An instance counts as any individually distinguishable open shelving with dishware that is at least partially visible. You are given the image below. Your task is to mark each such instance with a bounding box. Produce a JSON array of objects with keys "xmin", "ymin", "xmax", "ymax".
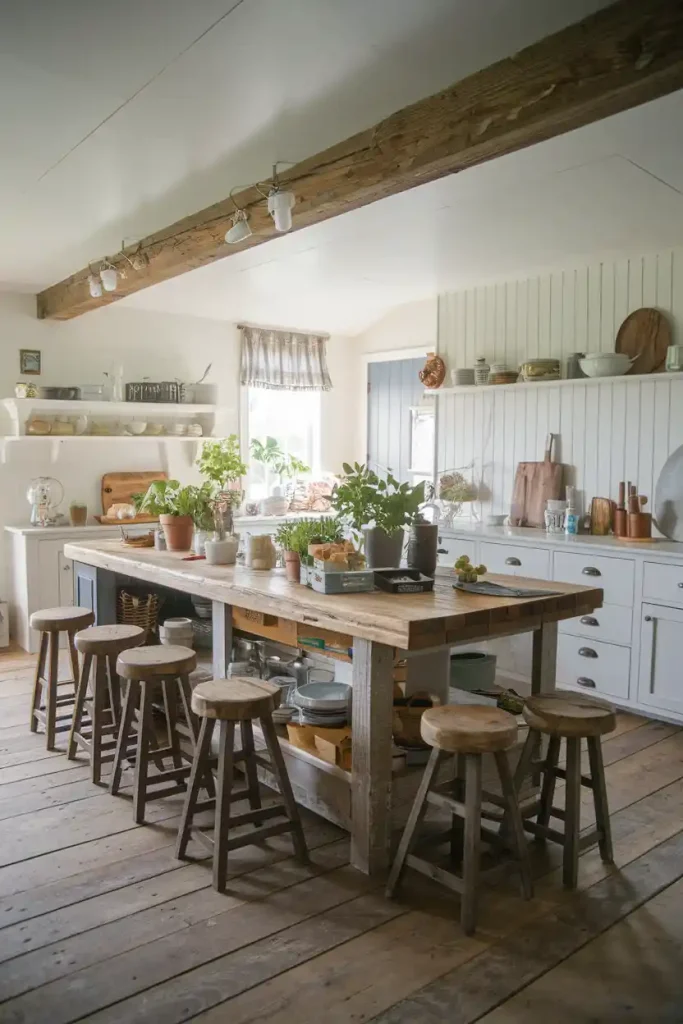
[
  {"xmin": 1, "ymin": 398, "xmax": 231, "ymax": 440},
  {"xmin": 424, "ymin": 369, "xmax": 683, "ymax": 398}
]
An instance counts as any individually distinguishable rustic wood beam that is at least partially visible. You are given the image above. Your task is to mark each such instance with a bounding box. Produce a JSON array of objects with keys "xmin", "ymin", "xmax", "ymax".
[{"xmin": 37, "ymin": 0, "xmax": 683, "ymax": 320}]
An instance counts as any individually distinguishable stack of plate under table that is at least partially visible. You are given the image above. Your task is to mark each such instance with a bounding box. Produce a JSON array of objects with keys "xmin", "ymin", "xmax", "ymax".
[{"xmin": 291, "ymin": 681, "xmax": 351, "ymax": 726}]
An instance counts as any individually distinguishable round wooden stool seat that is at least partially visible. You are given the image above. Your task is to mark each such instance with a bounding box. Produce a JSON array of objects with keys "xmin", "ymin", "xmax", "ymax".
[
  {"xmin": 75, "ymin": 624, "xmax": 146, "ymax": 656},
  {"xmin": 116, "ymin": 644, "xmax": 197, "ymax": 680},
  {"xmin": 523, "ymin": 693, "xmax": 616, "ymax": 738},
  {"xmin": 30, "ymin": 606, "xmax": 95, "ymax": 633},
  {"xmin": 191, "ymin": 678, "xmax": 281, "ymax": 721},
  {"xmin": 420, "ymin": 704, "xmax": 517, "ymax": 754}
]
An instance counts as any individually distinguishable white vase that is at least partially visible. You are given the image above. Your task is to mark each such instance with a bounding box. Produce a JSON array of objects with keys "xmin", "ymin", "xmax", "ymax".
[{"xmin": 205, "ymin": 537, "xmax": 238, "ymax": 565}]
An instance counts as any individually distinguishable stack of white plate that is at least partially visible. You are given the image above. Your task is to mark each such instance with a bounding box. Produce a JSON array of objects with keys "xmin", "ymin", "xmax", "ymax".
[
  {"xmin": 292, "ymin": 681, "xmax": 351, "ymax": 726},
  {"xmin": 270, "ymin": 676, "xmax": 297, "ymax": 724}
]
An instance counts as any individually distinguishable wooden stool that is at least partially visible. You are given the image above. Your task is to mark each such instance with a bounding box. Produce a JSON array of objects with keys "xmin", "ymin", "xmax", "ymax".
[
  {"xmin": 513, "ymin": 692, "xmax": 616, "ymax": 889},
  {"xmin": 110, "ymin": 645, "xmax": 200, "ymax": 823},
  {"xmin": 67, "ymin": 625, "xmax": 146, "ymax": 784},
  {"xmin": 29, "ymin": 606, "xmax": 95, "ymax": 749},
  {"xmin": 386, "ymin": 705, "xmax": 533, "ymax": 935},
  {"xmin": 175, "ymin": 678, "xmax": 308, "ymax": 893}
]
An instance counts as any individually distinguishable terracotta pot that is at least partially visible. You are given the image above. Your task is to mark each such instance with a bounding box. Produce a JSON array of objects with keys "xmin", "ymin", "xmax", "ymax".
[
  {"xmin": 284, "ymin": 550, "xmax": 301, "ymax": 582},
  {"xmin": 159, "ymin": 514, "xmax": 194, "ymax": 552}
]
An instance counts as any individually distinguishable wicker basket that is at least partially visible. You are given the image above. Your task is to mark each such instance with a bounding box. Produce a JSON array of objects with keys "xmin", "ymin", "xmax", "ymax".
[
  {"xmin": 392, "ymin": 691, "xmax": 433, "ymax": 747},
  {"xmin": 117, "ymin": 590, "xmax": 160, "ymax": 641}
]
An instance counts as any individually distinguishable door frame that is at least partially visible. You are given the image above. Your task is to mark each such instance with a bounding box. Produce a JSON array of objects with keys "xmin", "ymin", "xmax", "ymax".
[{"xmin": 361, "ymin": 346, "xmax": 430, "ymax": 474}]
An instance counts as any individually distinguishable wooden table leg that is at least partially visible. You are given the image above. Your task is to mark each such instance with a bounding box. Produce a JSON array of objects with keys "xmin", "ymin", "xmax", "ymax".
[
  {"xmin": 350, "ymin": 637, "xmax": 394, "ymax": 876},
  {"xmin": 212, "ymin": 602, "xmax": 233, "ymax": 679},
  {"xmin": 531, "ymin": 620, "xmax": 558, "ymax": 696}
]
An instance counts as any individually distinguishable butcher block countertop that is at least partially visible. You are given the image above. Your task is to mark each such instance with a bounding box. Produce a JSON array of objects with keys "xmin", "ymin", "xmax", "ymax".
[{"xmin": 64, "ymin": 539, "xmax": 603, "ymax": 651}]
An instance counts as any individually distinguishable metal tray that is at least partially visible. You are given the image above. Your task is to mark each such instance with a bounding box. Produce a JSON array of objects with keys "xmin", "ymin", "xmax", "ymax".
[{"xmin": 374, "ymin": 569, "xmax": 434, "ymax": 594}]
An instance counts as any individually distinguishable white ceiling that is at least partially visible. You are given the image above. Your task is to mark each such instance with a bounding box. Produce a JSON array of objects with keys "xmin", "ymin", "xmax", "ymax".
[{"xmin": 0, "ymin": 0, "xmax": 609, "ymax": 292}]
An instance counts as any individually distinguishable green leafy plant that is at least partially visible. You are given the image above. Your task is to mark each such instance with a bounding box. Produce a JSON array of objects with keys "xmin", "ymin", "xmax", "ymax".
[
  {"xmin": 138, "ymin": 479, "xmax": 214, "ymax": 527},
  {"xmin": 196, "ymin": 436, "xmax": 247, "ymax": 491},
  {"xmin": 250, "ymin": 436, "xmax": 309, "ymax": 479},
  {"xmin": 331, "ymin": 463, "xmax": 425, "ymax": 539},
  {"xmin": 275, "ymin": 516, "xmax": 344, "ymax": 558}
]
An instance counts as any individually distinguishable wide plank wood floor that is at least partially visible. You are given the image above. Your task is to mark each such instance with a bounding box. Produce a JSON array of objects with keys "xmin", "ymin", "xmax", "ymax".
[{"xmin": 2, "ymin": 648, "xmax": 683, "ymax": 1022}]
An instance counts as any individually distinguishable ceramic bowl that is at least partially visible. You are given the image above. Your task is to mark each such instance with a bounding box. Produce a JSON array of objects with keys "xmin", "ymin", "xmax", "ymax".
[
  {"xmin": 293, "ymin": 681, "xmax": 351, "ymax": 711},
  {"xmin": 126, "ymin": 421, "xmax": 147, "ymax": 435},
  {"xmin": 579, "ymin": 353, "xmax": 633, "ymax": 377}
]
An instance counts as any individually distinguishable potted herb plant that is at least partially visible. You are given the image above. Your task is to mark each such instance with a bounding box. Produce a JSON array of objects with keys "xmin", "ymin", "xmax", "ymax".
[
  {"xmin": 196, "ymin": 435, "xmax": 248, "ymax": 537},
  {"xmin": 250, "ymin": 436, "xmax": 309, "ymax": 501},
  {"xmin": 331, "ymin": 463, "xmax": 425, "ymax": 567},
  {"xmin": 275, "ymin": 516, "xmax": 344, "ymax": 582},
  {"xmin": 138, "ymin": 480, "xmax": 213, "ymax": 552}
]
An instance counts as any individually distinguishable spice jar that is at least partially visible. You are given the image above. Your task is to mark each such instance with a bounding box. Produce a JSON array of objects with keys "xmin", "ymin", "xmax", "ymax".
[{"xmin": 544, "ymin": 499, "xmax": 567, "ymax": 533}]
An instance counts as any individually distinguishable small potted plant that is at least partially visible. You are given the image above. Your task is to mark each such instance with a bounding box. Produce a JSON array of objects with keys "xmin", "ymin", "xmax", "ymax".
[
  {"xmin": 196, "ymin": 435, "xmax": 247, "ymax": 537},
  {"xmin": 276, "ymin": 516, "xmax": 345, "ymax": 582},
  {"xmin": 138, "ymin": 480, "xmax": 211, "ymax": 552},
  {"xmin": 331, "ymin": 463, "xmax": 425, "ymax": 567}
]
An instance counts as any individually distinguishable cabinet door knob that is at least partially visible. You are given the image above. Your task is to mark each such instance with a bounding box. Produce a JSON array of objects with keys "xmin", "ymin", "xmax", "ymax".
[
  {"xmin": 577, "ymin": 676, "xmax": 596, "ymax": 688},
  {"xmin": 580, "ymin": 616, "xmax": 598, "ymax": 626},
  {"xmin": 578, "ymin": 646, "xmax": 598, "ymax": 658},
  {"xmin": 644, "ymin": 615, "xmax": 653, "ymax": 622},
  {"xmin": 678, "ymin": 583, "xmax": 683, "ymax": 589},
  {"xmin": 437, "ymin": 548, "xmax": 448, "ymax": 554},
  {"xmin": 582, "ymin": 566, "xmax": 601, "ymax": 577},
  {"xmin": 505, "ymin": 556, "xmax": 521, "ymax": 566}
]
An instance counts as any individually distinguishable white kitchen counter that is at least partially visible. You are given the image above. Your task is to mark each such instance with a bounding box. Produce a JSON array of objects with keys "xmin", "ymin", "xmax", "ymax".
[
  {"xmin": 439, "ymin": 522, "xmax": 683, "ymax": 561},
  {"xmin": 6, "ymin": 523, "xmax": 134, "ymax": 538}
]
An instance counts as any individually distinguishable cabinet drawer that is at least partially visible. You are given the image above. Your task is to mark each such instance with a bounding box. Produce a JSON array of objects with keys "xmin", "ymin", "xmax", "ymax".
[
  {"xmin": 558, "ymin": 603, "xmax": 632, "ymax": 646},
  {"xmin": 556, "ymin": 633, "xmax": 630, "ymax": 700},
  {"xmin": 642, "ymin": 562, "xmax": 683, "ymax": 605},
  {"xmin": 437, "ymin": 537, "xmax": 476, "ymax": 568},
  {"xmin": 480, "ymin": 542, "xmax": 549, "ymax": 580},
  {"xmin": 553, "ymin": 551, "xmax": 634, "ymax": 607}
]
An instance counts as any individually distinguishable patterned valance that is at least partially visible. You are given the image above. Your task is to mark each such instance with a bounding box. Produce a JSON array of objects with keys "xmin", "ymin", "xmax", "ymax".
[{"xmin": 239, "ymin": 325, "xmax": 333, "ymax": 391}]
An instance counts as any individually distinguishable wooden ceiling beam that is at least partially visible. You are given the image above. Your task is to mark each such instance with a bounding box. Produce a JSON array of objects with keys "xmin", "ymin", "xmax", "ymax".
[{"xmin": 37, "ymin": 0, "xmax": 683, "ymax": 320}]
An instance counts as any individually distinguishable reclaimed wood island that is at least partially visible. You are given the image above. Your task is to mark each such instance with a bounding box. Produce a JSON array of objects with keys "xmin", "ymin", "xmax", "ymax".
[{"xmin": 64, "ymin": 539, "xmax": 602, "ymax": 876}]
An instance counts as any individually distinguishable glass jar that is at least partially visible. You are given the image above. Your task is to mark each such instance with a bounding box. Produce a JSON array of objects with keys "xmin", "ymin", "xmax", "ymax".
[{"xmin": 544, "ymin": 499, "xmax": 567, "ymax": 533}]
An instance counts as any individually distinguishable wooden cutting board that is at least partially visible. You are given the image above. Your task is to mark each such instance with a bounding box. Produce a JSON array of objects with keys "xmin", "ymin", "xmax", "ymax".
[
  {"xmin": 510, "ymin": 435, "xmax": 565, "ymax": 528},
  {"xmin": 616, "ymin": 307, "xmax": 671, "ymax": 375},
  {"xmin": 100, "ymin": 471, "xmax": 167, "ymax": 519}
]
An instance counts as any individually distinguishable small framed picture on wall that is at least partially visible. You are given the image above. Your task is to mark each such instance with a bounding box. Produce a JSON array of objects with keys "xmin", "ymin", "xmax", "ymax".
[{"xmin": 19, "ymin": 349, "xmax": 41, "ymax": 375}]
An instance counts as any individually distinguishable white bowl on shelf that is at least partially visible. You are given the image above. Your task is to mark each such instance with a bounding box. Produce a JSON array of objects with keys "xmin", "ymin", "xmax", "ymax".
[{"xmin": 579, "ymin": 353, "xmax": 634, "ymax": 378}]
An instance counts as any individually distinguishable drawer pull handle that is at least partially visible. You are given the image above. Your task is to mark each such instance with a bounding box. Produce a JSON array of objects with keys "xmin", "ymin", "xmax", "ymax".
[
  {"xmin": 505, "ymin": 557, "xmax": 521, "ymax": 566},
  {"xmin": 582, "ymin": 566, "xmax": 601, "ymax": 577},
  {"xmin": 437, "ymin": 548, "xmax": 448, "ymax": 554},
  {"xmin": 678, "ymin": 583, "xmax": 683, "ymax": 589},
  {"xmin": 580, "ymin": 616, "xmax": 599, "ymax": 626},
  {"xmin": 577, "ymin": 676, "xmax": 596, "ymax": 688},
  {"xmin": 644, "ymin": 615, "xmax": 653, "ymax": 622},
  {"xmin": 578, "ymin": 647, "xmax": 598, "ymax": 658}
]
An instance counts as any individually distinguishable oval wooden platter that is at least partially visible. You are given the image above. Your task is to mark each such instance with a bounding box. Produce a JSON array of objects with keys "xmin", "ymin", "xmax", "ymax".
[{"xmin": 616, "ymin": 307, "xmax": 671, "ymax": 374}]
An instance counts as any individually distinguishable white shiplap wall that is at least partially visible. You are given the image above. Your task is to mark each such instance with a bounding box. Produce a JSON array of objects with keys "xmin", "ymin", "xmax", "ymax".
[{"xmin": 436, "ymin": 248, "xmax": 683, "ymax": 517}]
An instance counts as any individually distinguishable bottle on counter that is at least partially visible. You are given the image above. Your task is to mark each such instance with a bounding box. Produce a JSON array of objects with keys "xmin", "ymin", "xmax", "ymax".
[{"xmin": 565, "ymin": 485, "xmax": 579, "ymax": 535}]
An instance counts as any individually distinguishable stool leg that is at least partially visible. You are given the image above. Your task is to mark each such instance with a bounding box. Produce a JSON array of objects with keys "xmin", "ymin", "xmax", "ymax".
[
  {"xmin": 176, "ymin": 716, "xmax": 215, "ymax": 861},
  {"xmin": 163, "ymin": 679, "xmax": 184, "ymax": 771},
  {"xmin": 260, "ymin": 715, "xmax": 308, "ymax": 864},
  {"xmin": 501, "ymin": 727, "xmax": 538, "ymax": 844},
  {"xmin": 67, "ymin": 632, "xmax": 79, "ymax": 687},
  {"xmin": 386, "ymin": 746, "xmax": 442, "ymax": 898},
  {"xmin": 587, "ymin": 736, "xmax": 613, "ymax": 864},
  {"xmin": 67, "ymin": 652, "xmax": 92, "ymax": 761},
  {"xmin": 495, "ymin": 750, "xmax": 533, "ymax": 901},
  {"xmin": 563, "ymin": 736, "xmax": 582, "ymax": 889},
  {"xmin": 461, "ymin": 754, "xmax": 482, "ymax": 936},
  {"xmin": 214, "ymin": 720, "xmax": 235, "ymax": 893},
  {"xmin": 107, "ymin": 654, "xmax": 121, "ymax": 729},
  {"xmin": 240, "ymin": 720, "xmax": 263, "ymax": 824},
  {"xmin": 111, "ymin": 679, "xmax": 139, "ymax": 796},
  {"xmin": 133, "ymin": 681, "xmax": 153, "ymax": 824},
  {"xmin": 178, "ymin": 674, "xmax": 215, "ymax": 799},
  {"xmin": 91, "ymin": 656, "xmax": 107, "ymax": 785},
  {"xmin": 450, "ymin": 754, "xmax": 465, "ymax": 864},
  {"xmin": 30, "ymin": 632, "xmax": 49, "ymax": 732},
  {"xmin": 45, "ymin": 631, "xmax": 60, "ymax": 750},
  {"xmin": 537, "ymin": 735, "xmax": 561, "ymax": 833}
]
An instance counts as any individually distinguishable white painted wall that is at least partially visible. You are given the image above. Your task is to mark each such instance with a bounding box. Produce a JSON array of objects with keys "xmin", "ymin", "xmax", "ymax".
[{"xmin": 435, "ymin": 247, "xmax": 683, "ymax": 519}]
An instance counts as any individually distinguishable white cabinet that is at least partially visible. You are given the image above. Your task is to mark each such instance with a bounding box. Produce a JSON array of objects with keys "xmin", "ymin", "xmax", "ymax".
[
  {"xmin": 553, "ymin": 551, "xmax": 634, "ymax": 607},
  {"xmin": 558, "ymin": 604, "xmax": 632, "ymax": 646},
  {"xmin": 437, "ymin": 535, "xmax": 475, "ymax": 568},
  {"xmin": 479, "ymin": 542, "xmax": 550, "ymax": 579},
  {"xmin": 638, "ymin": 604, "xmax": 683, "ymax": 718},
  {"xmin": 642, "ymin": 561, "xmax": 683, "ymax": 605},
  {"xmin": 556, "ymin": 633, "xmax": 630, "ymax": 700}
]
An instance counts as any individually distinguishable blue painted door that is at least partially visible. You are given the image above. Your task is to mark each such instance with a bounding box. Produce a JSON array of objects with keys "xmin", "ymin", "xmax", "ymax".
[{"xmin": 367, "ymin": 358, "xmax": 424, "ymax": 481}]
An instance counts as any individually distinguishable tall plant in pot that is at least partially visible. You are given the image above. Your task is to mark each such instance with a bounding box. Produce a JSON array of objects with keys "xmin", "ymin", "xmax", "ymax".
[
  {"xmin": 331, "ymin": 463, "xmax": 425, "ymax": 567},
  {"xmin": 138, "ymin": 480, "xmax": 213, "ymax": 552},
  {"xmin": 196, "ymin": 435, "xmax": 247, "ymax": 537},
  {"xmin": 275, "ymin": 516, "xmax": 345, "ymax": 582},
  {"xmin": 250, "ymin": 436, "xmax": 309, "ymax": 502}
]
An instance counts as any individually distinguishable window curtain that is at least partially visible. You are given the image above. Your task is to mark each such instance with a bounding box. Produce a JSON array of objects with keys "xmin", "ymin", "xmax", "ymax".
[{"xmin": 239, "ymin": 325, "xmax": 333, "ymax": 391}]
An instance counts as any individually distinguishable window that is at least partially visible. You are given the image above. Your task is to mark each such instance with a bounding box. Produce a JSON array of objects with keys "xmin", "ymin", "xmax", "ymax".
[
  {"xmin": 244, "ymin": 387, "xmax": 321, "ymax": 500},
  {"xmin": 409, "ymin": 406, "xmax": 435, "ymax": 486}
]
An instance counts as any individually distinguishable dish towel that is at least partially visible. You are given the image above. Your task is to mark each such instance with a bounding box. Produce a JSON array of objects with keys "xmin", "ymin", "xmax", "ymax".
[{"xmin": 453, "ymin": 581, "xmax": 564, "ymax": 598}]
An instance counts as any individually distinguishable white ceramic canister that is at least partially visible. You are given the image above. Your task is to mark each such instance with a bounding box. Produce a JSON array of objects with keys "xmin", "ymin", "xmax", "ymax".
[
  {"xmin": 205, "ymin": 536, "xmax": 238, "ymax": 565},
  {"xmin": 159, "ymin": 617, "xmax": 194, "ymax": 647},
  {"xmin": 544, "ymin": 499, "xmax": 567, "ymax": 533}
]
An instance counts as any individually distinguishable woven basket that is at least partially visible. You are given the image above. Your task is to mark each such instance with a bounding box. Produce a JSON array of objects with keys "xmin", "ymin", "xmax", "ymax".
[
  {"xmin": 392, "ymin": 691, "xmax": 433, "ymax": 747},
  {"xmin": 117, "ymin": 591, "xmax": 160, "ymax": 641}
]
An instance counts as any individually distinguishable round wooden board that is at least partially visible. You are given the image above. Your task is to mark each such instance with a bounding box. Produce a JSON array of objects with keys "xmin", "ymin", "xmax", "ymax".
[{"xmin": 615, "ymin": 307, "xmax": 671, "ymax": 375}]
